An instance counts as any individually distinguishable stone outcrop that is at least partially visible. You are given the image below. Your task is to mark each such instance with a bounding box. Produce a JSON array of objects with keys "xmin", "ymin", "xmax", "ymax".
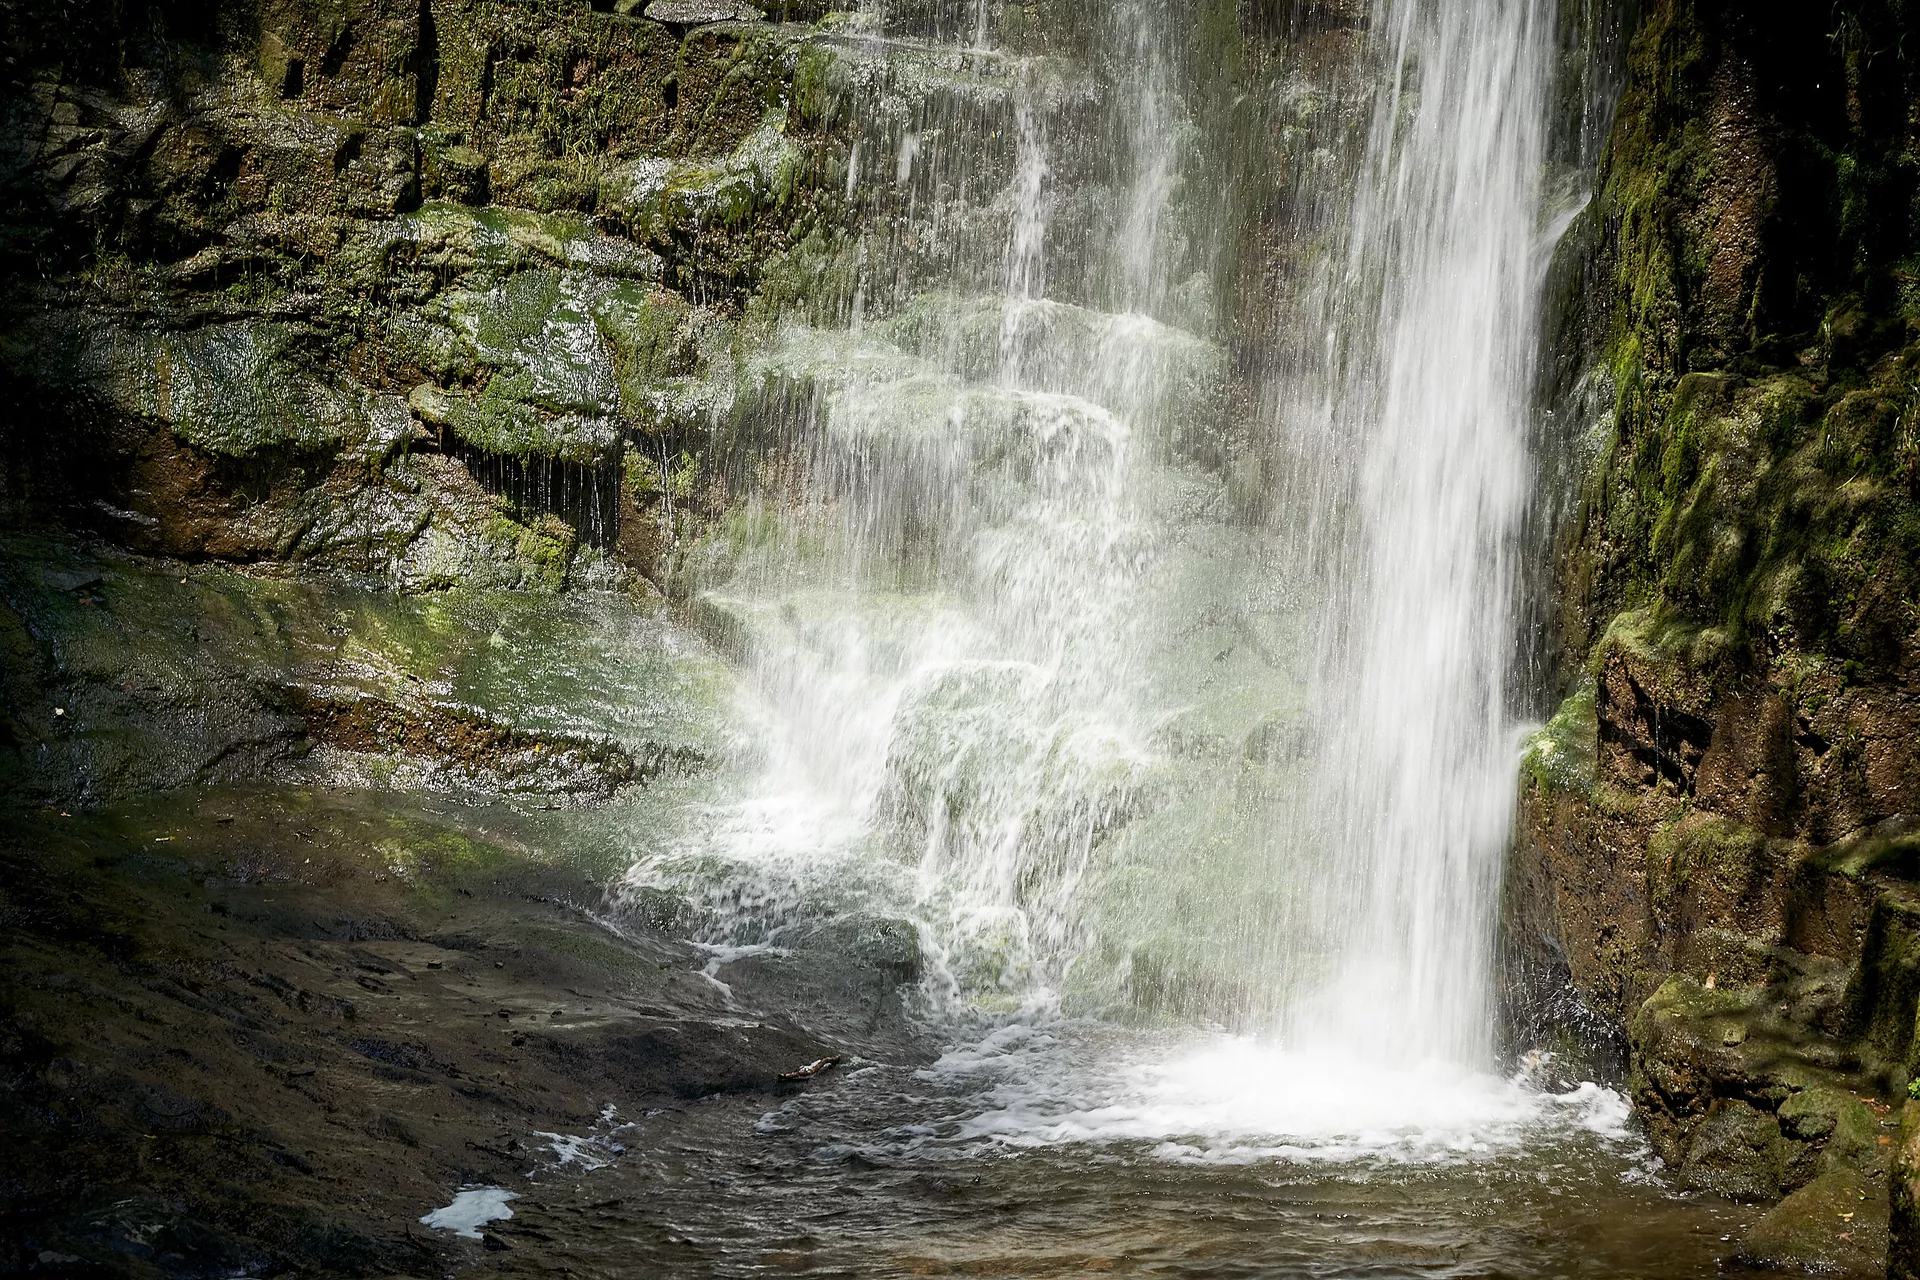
[
  {"xmin": 0, "ymin": 0, "xmax": 872, "ymax": 591},
  {"xmin": 1506, "ymin": 0, "xmax": 1920, "ymax": 1269}
]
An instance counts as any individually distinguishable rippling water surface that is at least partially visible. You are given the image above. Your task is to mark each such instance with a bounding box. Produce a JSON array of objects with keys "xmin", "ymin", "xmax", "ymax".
[{"xmin": 491, "ymin": 1023, "xmax": 1755, "ymax": 1278}]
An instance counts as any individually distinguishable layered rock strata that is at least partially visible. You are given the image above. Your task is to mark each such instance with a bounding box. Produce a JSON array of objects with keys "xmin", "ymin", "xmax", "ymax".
[{"xmin": 1508, "ymin": 1, "xmax": 1920, "ymax": 1270}]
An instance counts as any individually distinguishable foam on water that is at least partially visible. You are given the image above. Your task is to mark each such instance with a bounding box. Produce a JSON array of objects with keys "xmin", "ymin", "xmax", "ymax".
[
  {"xmin": 928, "ymin": 1026, "xmax": 1635, "ymax": 1167},
  {"xmin": 419, "ymin": 1186, "xmax": 519, "ymax": 1239}
]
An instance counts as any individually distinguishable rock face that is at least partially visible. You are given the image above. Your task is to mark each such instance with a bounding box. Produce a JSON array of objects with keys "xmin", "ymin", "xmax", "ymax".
[
  {"xmin": 0, "ymin": 0, "xmax": 864, "ymax": 590},
  {"xmin": 1505, "ymin": 0, "xmax": 1920, "ymax": 1270}
]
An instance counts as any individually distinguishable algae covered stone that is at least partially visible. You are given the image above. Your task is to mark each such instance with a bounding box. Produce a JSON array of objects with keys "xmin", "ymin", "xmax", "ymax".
[
  {"xmin": 1737, "ymin": 1165, "xmax": 1887, "ymax": 1276},
  {"xmin": 75, "ymin": 321, "xmax": 413, "ymax": 462},
  {"xmin": 1680, "ymin": 1098, "xmax": 1792, "ymax": 1201}
]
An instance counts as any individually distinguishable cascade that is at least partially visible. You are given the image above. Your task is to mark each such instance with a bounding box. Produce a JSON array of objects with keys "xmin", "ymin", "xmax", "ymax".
[
  {"xmin": 1277, "ymin": 0, "xmax": 1558, "ymax": 1063},
  {"xmin": 623, "ymin": 0, "xmax": 1577, "ymax": 1067}
]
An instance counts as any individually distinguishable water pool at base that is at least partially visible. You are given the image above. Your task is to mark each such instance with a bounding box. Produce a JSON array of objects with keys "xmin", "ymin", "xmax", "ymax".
[{"xmin": 487, "ymin": 1024, "xmax": 1759, "ymax": 1279}]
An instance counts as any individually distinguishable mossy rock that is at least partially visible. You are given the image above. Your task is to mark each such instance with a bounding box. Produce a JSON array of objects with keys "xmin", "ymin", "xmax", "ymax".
[
  {"xmin": 1588, "ymin": 607, "xmax": 1724, "ymax": 700},
  {"xmin": 1520, "ymin": 679, "xmax": 1598, "ymax": 794},
  {"xmin": 71, "ymin": 320, "xmax": 412, "ymax": 462},
  {"xmin": 1781, "ymin": 1085, "xmax": 1879, "ymax": 1149},
  {"xmin": 415, "ymin": 270, "xmax": 631, "ymax": 464},
  {"xmin": 382, "ymin": 202, "xmax": 662, "ymax": 279},
  {"xmin": 1644, "ymin": 812, "xmax": 1767, "ymax": 925},
  {"xmin": 1893, "ymin": 1100, "xmax": 1920, "ymax": 1280},
  {"xmin": 1737, "ymin": 1165, "xmax": 1887, "ymax": 1275},
  {"xmin": 1680, "ymin": 1098, "xmax": 1793, "ymax": 1200},
  {"xmin": 1638, "ymin": 972, "xmax": 1760, "ymax": 1026},
  {"xmin": 1841, "ymin": 891, "xmax": 1920, "ymax": 1072},
  {"xmin": 600, "ymin": 120, "xmax": 802, "ymax": 236},
  {"xmin": 592, "ymin": 281, "xmax": 741, "ymax": 432},
  {"xmin": 1811, "ymin": 819, "xmax": 1920, "ymax": 882}
]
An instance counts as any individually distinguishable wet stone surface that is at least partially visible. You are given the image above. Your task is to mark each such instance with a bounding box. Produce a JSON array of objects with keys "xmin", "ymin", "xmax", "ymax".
[{"xmin": 0, "ymin": 783, "xmax": 929, "ymax": 1277}]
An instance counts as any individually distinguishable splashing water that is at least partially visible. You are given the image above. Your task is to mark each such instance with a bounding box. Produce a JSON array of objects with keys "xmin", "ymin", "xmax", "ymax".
[
  {"xmin": 935, "ymin": 1030, "xmax": 1634, "ymax": 1166},
  {"xmin": 617, "ymin": 0, "xmax": 1602, "ymax": 1152}
]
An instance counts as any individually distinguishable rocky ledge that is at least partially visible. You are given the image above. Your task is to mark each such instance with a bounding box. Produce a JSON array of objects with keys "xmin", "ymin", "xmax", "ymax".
[{"xmin": 0, "ymin": 781, "xmax": 929, "ymax": 1276}]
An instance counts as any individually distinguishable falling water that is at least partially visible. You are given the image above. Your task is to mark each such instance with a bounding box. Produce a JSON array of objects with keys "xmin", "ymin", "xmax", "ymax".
[
  {"xmin": 622, "ymin": 1, "xmax": 1222, "ymax": 1015},
  {"xmin": 623, "ymin": 0, "xmax": 1578, "ymax": 1080},
  {"xmin": 1277, "ymin": 0, "xmax": 1558, "ymax": 1064}
]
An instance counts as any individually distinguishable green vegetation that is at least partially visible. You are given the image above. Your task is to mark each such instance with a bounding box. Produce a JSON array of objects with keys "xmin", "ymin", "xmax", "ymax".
[{"xmin": 1579, "ymin": 0, "xmax": 1920, "ymax": 676}]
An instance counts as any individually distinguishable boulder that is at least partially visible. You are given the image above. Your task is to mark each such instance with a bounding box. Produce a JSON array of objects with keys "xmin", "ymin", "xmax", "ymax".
[
  {"xmin": 1680, "ymin": 1099, "xmax": 1792, "ymax": 1201},
  {"xmin": 1737, "ymin": 1166, "xmax": 1887, "ymax": 1277}
]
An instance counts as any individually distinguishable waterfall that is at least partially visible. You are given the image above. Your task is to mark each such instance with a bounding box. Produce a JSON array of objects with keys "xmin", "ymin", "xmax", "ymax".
[
  {"xmin": 1276, "ymin": 0, "xmax": 1558, "ymax": 1063},
  {"xmin": 621, "ymin": 0, "xmax": 1573, "ymax": 1069}
]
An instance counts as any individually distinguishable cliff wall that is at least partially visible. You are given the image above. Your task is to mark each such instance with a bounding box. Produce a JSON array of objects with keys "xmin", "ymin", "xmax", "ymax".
[{"xmin": 1511, "ymin": 0, "xmax": 1920, "ymax": 1269}]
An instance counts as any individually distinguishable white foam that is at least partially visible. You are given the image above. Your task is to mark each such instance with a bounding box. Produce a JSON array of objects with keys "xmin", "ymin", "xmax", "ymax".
[
  {"xmin": 419, "ymin": 1186, "xmax": 519, "ymax": 1239},
  {"xmin": 927, "ymin": 1031, "xmax": 1635, "ymax": 1166},
  {"xmin": 533, "ymin": 1131, "xmax": 614, "ymax": 1171}
]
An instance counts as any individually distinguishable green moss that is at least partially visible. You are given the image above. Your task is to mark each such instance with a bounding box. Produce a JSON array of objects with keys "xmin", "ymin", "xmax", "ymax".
[
  {"xmin": 790, "ymin": 42, "xmax": 851, "ymax": 129},
  {"xmin": 1737, "ymin": 1166, "xmax": 1885, "ymax": 1272},
  {"xmin": 387, "ymin": 201, "xmax": 658, "ymax": 280},
  {"xmin": 63, "ymin": 320, "xmax": 412, "ymax": 462},
  {"xmin": 1841, "ymin": 892, "xmax": 1920, "ymax": 1072},
  {"xmin": 1591, "ymin": 606, "xmax": 1728, "ymax": 683},
  {"xmin": 1810, "ymin": 826, "xmax": 1920, "ymax": 881},
  {"xmin": 595, "ymin": 282, "xmax": 697, "ymax": 384},
  {"xmin": 1521, "ymin": 680, "xmax": 1599, "ymax": 795},
  {"xmin": 1575, "ymin": 1, "xmax": 1920, "ymax": 678},
  {"xmin": 417, "ymin": 270, "xmax": 627, "ymax": 464},
  {"xmin": 1638, "ymin": 972, "xmax": 1760, "ymax": 1028},
  {"xmin": 624, "ymin": 448, "xmax": 699, "ymax": 503},
  {"xmin": 1645, "ymin": 813, "xmax": 1768, "ymax": 921},
  {"xmin": 749, "ymin": 229, "xmax": 860, "ymax": 327}
]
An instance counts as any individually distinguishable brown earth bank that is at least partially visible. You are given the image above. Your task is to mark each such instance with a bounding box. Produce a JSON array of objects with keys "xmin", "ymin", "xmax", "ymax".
[{"xmin": 0, "ymin": 781, "xmax": 930, "ymax": 1278}]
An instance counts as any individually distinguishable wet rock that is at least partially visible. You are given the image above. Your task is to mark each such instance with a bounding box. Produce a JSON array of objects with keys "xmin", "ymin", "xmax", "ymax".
[
  {"xmin": 1894, "ymin": 1101, "xmax": 1920, "ymax": 1279},
  {"xmin": 1842, "ymin": 890, "xmax": 1920, "ymax": 1082},
  {"xmin": 0, "ymin": 538, "xmax": 724, "ymax": 807},
  {"xmin": 66, "ymin": 319, "xmax": 414, "ymax": 463},
  {"xmin": 1680, "ymin": 1099, "xmax": 1792, "ymax": 1201},
  {"xmin": 1780, "ymin": 1087, "xmax": 1882, "ymax": 1174},
  {"xmin": 0, "ymin": 0, "xmax": 832, "ymax": 587},
  {"xmin": 646, "ymin": 0, "xmax": 765, "ymax": 23},
  {"xmin": 849, "ymin": 918, "xmax": 922, "ymax": 982},
  {"xmin": 427, "ymin": 144, "xmax": 491, "ymax": 206},
  {"xmin": 698, "ymin": 914, "xmax": 931, "ymax": 1059},
  {"xmin": 1629, "ymin": 976, "xmax": 1760, "ymax": 1158},
  {"xmin": 623, "ymin": 884, "xmax": 697, "ymax": 936},
  {"xmin": 1504, "ymin": 7, "xmax": 1920, "ymax": 1254},
  {"xmin": 289, "ymin": 686, "xmax": 675, "ymax": 802},
  {"xmin": 1736, "ymin": 1166, "xmax": 1887, "ymax": 1276}
]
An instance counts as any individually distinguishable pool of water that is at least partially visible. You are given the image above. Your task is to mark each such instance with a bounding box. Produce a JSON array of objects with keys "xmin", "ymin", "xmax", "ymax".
[{"xmin": 489, "ymin": 1021, "xmax": 1760, "ymax": 1278}]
